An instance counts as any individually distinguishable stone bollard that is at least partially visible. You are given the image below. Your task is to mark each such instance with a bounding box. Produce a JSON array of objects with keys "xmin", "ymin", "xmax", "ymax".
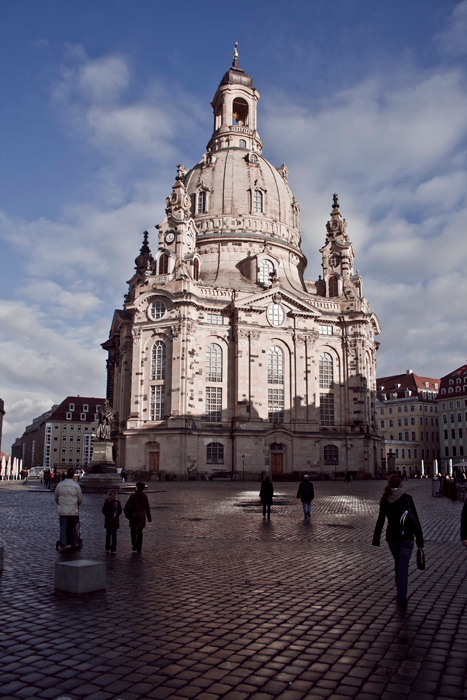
[{"xmin": 55, "ymin": 559, "xmax": 106, "ymax": 594}]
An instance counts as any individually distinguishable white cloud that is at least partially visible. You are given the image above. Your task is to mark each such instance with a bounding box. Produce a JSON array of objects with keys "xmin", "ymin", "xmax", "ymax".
[
  {"xmin": 0, "ymin": 300, "xmax": 107, "ymax": 449},
  {"xmin": 436, "ymin": 0, "xmax": 467, "ymax": 56}
]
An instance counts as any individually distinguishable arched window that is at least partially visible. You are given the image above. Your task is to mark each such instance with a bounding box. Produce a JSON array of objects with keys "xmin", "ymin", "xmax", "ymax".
[
  {"xmin": 206, "ymin": 343, "xmax": 222, "ymax": 382},
  {"xmin": 258, "ymin": 259, "xmax": 274, "ymax": 285},
  {"xmin": 232, "ymin": 98, "xmax": 248, "ymax": 126},
  {"xmin": 253, "ymin": 189, "xmax": 263, "ymax": 213},
  {"xmin": 239, "ymin": 138, "xmax": 247, "ymax": 148},
  {"xmin": 324, "ymin": 445, "xmax": 338, "ymax": 465},
  {"xmin": 319, "ymin": 353, "xmax": 333, "ymax": 389},
  {"xmin": 268, "ymin": 346, "xmax": 284, "ymax": 384},
  {"xmin": 151, "ymin": 340, "xmax": 166, "ymax": 381},
  {"xmin": 193, "ymin": 258, "xmax": 200, "ymax": 280},
  {"xmin": 268, "ymin": 348, "xmax": 284, "ymax": 423},
  {"xmin": 207, "ymin": 442, "xmax": 224, "ymax": 464},
  {"xmin": 198, "ymin": 190, "xmax": 207, "ymax": 214},
  {"xmin": 328, "ymin": 276, "xmax": 339, "ymax": 297},
  {"xmin": 159, "ymin": 254, "xmax": 168, "ymax": 275}
]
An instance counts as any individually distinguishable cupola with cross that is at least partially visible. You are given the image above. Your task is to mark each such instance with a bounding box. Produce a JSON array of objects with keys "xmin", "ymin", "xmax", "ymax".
[{"xmin": 208, "ymin": 43, "xmax": 263, "ymax": 155}]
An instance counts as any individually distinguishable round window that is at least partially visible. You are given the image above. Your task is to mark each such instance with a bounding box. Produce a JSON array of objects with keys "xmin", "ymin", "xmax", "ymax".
[
  {"xmin": 149, "ymin": 300, "xmax": 166, "ymax": 320},
  {"xmin": 267, "ymin": 303, "xmax": 285, "ymax": 327}
]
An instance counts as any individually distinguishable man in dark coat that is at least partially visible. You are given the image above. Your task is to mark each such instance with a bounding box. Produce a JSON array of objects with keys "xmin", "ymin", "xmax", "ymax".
[
  {"xmin": 297, "ymin": 474, "xmax": 314, "ymax": 519},
  {"xmin": 124, "ymin": 482, "xmax": 151, "ymax": 553},
  {"xmin": 259, "ymin": 476, "xmax": 274, "ymax": 519}
]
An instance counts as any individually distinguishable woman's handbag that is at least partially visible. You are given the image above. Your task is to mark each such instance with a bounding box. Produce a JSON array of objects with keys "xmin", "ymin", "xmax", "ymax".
[{"xmin": 416, "ymin": 547, "xmax": 426, "ymax": 571}]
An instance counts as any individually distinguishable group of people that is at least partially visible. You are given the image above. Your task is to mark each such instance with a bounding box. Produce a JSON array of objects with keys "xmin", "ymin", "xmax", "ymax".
[
  {"xmin": 259, "ymin": 473, "xmax": 315, "ymax": 520},
  {"xmin": 54, "ymin": 468, "xmax": 151, "ymax": 554},
  {"xmin": 55, "ymin": 467, "xmax": 466, "ymax": 611}
]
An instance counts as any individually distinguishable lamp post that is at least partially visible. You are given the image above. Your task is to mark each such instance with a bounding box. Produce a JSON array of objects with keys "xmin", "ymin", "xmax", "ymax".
[{"xmin": 242, "ymin": 454, "xmax": 245, "ymax": 482}]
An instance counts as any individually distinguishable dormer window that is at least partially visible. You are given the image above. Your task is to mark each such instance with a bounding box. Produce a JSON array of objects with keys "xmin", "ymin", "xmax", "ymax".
[
  {"xmin": 258, "ymin": 259, "xmax": 274, "ymax": 285},
  {"xmin": 197, "ymin": 190, "xmax": 207, "ymax": 214},
  {"xmin": 248, "ymin": 153, "xmax": 258, "ymax": 164},
  {"xmin": 253, "ymin": 189, "xmax": 263, "ymax": 213}
]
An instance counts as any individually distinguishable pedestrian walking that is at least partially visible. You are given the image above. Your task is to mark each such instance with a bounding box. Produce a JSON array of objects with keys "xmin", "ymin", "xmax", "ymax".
[
  {"xmin": 43, "ymin": 469, "xmax": 51, "ymax": 489},
  {"xmin": 120, "ymin": 468, "xmax": 127, "ymax": 482},
  {"xmin": 372, "ymin": 473, "xmax": 424, "ymax": 610},
  {"xmin": 102, "ymin": 489, "xmax": 122, "ymax": 554},
  {"xmin": 124, "ymin": 482, "xmax": 151, "ymax": 553},
  {"xmin": 54, "ymin": 467, "xmax": 83, "ymax": 551},
  {"xmin": 297, "ymin": 473, "xmax": 314, "ymax": 519},
  {"xmin": 259, "ymin": 476, "xmax": 274, "ymax": 519},
  {"xmin": 461, "ymin": 500, "xmax": 467, "ymax": 547}
]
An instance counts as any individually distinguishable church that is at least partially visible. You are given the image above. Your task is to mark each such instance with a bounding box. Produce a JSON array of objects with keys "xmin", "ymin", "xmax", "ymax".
[{"xmin": 102, "ymin": 51, "xmax": 381, "ymax": 480}]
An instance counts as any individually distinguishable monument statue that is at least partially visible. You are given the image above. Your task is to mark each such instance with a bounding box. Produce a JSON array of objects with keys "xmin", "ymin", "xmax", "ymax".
[{"xmin": 96, "ymin": 400, "xmax": 113, "ymax": 441}]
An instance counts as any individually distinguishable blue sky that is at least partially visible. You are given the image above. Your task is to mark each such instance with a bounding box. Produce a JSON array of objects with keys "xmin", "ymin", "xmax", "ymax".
[{"xmin": 1, "ymin": 0, "xmax": 467, "ymax": 451}]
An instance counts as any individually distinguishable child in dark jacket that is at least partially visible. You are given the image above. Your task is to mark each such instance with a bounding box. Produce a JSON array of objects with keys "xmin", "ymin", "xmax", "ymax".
[{"xmin": 102, "ymin": 489, "xmax": 122, "ymax": 554}]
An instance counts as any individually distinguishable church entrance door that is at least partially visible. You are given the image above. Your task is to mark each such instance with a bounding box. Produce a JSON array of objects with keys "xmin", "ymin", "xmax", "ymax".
[
  {"xmin": 149, "ymin": 451, "xmax": 160, "ymax": 473},
  {"xmin": 271, "ymin": 453, "xmax": 283, "ymax": 475},
  {"xmin": 270, "ymin": 443, "xmax": 285, "ymax": 476}
]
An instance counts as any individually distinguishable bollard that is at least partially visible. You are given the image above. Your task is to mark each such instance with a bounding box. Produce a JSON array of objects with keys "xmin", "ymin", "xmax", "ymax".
[{"xmin": 55, "ymin": 559, "xmax": 106, "ymax": 594}]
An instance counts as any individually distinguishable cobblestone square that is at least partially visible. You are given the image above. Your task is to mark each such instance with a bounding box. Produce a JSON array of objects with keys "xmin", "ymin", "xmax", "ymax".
[{"xmin": 0, "ymin": 479, "xmax": 466, "ymax": 700}]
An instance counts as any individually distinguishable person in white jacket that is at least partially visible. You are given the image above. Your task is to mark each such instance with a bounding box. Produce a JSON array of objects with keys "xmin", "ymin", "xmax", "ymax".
[{"xmin": 54, "ymin": 467, "xmax": 83, "ymax": 550}]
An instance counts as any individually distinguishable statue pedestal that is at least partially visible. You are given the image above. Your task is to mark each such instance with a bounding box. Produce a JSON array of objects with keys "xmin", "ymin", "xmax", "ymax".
[
  {"xmin": 89, "ymin": 441, "xmax": 115, "ymax": 473},
  {"xmin": 79, "ymin": 440, "xmax": 122, "ymax": 492}
]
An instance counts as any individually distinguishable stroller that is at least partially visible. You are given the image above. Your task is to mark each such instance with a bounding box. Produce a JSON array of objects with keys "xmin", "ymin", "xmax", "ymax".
[{"xmin": 55, "ymin": 515, "xmax": 83, "ymax": 551}]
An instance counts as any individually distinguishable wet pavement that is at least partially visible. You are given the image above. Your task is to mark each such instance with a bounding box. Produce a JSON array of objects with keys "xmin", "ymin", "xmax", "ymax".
[{"xmin": 0, "ymin": 478, "xmax": 466, "ymax": 700}]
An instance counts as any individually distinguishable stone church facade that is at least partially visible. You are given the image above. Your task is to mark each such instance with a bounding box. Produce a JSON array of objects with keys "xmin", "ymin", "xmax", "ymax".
[{"xmin": 103, "ymin": 54, "xmax": 381, "ymax": 479}]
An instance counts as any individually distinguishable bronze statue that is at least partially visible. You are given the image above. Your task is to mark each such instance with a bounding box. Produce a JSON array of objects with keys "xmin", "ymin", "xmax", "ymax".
[{"xmin": 96, "ymin": 400, "xmax": 113, "ymax": 441}]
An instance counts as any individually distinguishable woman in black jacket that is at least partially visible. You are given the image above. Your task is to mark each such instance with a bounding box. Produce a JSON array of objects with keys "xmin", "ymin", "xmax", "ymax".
[{"xmin": 372, "ymin": 473, "xmax": 424, "ymax": 610}]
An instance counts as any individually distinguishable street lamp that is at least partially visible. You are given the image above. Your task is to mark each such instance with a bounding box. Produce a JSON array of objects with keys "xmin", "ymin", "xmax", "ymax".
[{"xmin": 242, "ymin": 454, "xmax": 245, "ymax": 481}]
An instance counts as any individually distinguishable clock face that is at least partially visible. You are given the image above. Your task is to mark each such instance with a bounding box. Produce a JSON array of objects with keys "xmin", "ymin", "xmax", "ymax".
[
  {"xmin": 329, "ymin": 253, "xmax": 340, "ymax": 268},
  {"xmin": 165, "ymin": 232, "xmax": 175, "ymax": 244},
  {"xmin": 186, "ymin": 231, "xmax": 193, "ymax": 249}
]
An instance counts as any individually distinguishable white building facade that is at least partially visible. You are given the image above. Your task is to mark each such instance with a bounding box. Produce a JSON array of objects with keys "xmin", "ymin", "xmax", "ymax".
[{"xmin": 103, "ymin": 55, "xmax": 381, "ymax": 479}]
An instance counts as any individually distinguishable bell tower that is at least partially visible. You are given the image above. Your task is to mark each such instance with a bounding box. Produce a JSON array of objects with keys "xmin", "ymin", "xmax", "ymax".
[{"xmin": 320, "ymin": 194, "xmax": 363, "ymax": 299}]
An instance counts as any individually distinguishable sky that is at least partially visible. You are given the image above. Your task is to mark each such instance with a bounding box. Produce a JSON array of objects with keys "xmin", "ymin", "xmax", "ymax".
[{"xmin": 1, "ymin": 0, "xmax": 467, "ymax": 452}]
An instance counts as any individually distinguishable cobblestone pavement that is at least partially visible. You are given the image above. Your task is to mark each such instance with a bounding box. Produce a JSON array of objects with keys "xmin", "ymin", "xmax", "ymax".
[{"xmin": 1, "ymin": 478, "xmax": 466, "ymax": 700}]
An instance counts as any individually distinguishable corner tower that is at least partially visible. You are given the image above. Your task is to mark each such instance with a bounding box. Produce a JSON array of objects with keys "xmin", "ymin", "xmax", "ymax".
[{"xmin": 104, "ymin": 50, "xmax": 381, "ymax": 480}]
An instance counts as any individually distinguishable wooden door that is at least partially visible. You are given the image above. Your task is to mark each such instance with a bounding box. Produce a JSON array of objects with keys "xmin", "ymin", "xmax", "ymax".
[
  {"xmin": 270, "ymin": 453, "xmax": 283, "ymax": 476},
  {"xmin": 149, "ymin": 451, "xmax": 160, "ymax": 472}
]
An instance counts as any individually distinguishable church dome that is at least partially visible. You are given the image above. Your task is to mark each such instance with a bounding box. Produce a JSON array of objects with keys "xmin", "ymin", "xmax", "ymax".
[{"xmin": 184, "ymin": 148, "xmax": 300, "ymax": 249}]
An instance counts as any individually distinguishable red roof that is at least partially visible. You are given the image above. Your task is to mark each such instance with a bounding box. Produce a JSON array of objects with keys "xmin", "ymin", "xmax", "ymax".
[
  {"xmin": 377, "ymin": 372, "xmax": 440, "ymax": 399},
  {"xmin": 47, "ymin": 396, "xmax": 106, "ymax": 423}
]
